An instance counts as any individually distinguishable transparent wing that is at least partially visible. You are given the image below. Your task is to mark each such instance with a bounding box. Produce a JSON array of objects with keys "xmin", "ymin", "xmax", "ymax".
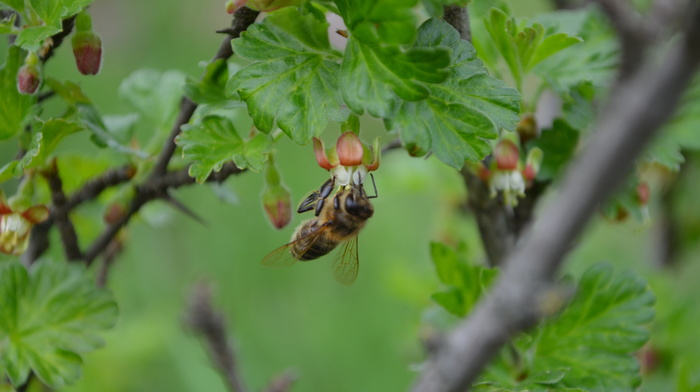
[
  {"xmin": 261, "ymin": 222, "xmax": 331, "ymax": 268},
  {"xmin": 331, "ymin": 235, "xmax": 360, "ymax": 285}
]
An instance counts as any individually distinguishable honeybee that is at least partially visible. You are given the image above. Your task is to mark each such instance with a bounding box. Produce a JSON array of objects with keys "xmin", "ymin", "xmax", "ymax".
[{"xmin": 262, "ymin": 174, "xmax": 378, "ymax": 285}]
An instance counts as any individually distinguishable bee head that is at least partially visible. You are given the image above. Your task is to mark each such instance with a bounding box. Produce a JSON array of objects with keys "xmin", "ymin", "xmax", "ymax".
[{"xmin": 344, "ymin": 186, "xmax": 374, "ymax": 219}]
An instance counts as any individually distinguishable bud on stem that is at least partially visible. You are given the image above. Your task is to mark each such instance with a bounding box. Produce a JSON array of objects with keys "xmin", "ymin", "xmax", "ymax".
[
  {"xmin": 72, "ymin": 12, "xmax": 102, "ymax": 75},
  {"xmin": 261, "ymin": 156, "xmax": 291, "ymax": 230}
]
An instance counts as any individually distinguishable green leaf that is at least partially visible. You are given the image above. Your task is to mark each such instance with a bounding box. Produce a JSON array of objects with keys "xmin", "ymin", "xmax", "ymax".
[
  {"xmin": 232, "ymin": 132, "xmax": 272, "ymax": 172},
  {"xmin": 0, "ymin": 12, "xmax": 18, "ymax": 34},
  {"xmin": 340, "ymin": 37, "xmax": 450, "ymax": 117},
  {"xmin": 0, "ymin": 0, "xmax": 25, "ymax": 12},
  {"xmin": 533, "ymin": 8, "xmax": 617, "ymax": 94},
  {"xmin": 643, "ymin": 132, "xmax": 684, "ymax": 171},
  {"xmin": 528, "ymin": 32, "xmax": 582, "ymax": 70},
  {"xmin": 228, "ymin": 7, "xmax": 348, "ymax": 144},
  {"xmin": 386, "ymin": 18, "xmax": 520, "ymax": 168},
  {"xmin": 77, "ymin": 104, "xmax": 148, "ymax": 158},
  {"xmin": 175, "ymin": 115, "xmax": 247, "ymax": 183},
  {"xmin": 663, "ymin": 73, "xmax": 700, "ymax": 151},
  {"xmin": 0, "ymin": 259, "xmax": 118, "ymax": 388},
  {"xmin": 333, "ymin": 0, "xmax": 419, "ymax": 45},
  {"xmin": 14, "ymin": 119, "xmax": 83, "ymax": 173},
  {"xmin": 480, "ymin": 263, "xmax": 654, "ymax": 391},
  {"xmin": 529, "ymin": 263, "xmax": 655, "ymax": 390},
  {"xmin": 118, "ymin": 69, "xmax": 186, "ymax": 130},
  {"xmin": 527, "ymin": 119, "xmax": 579, "ymax": 181},
  {"xmin": 183, "ymin": 59, "xmax": 230, "ymax": 105},
  {"xmin": 0, "ymin": 46, "xmax": 36, "ymax": 140},
  {"xmin": 430, "ymin": 242, "xmax": 497, "ymax": 317},
  {"xmin": 11, "ymin": 0, "xmax": 94, "ymax": 51},
  {"xmin": 0, "ymin": 161, "xmax": 19, "ymax": 183}
]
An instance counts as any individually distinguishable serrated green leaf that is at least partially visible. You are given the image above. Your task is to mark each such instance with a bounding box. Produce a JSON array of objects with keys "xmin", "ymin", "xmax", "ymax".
[
  {"xmin": 228, "ymin": 7, "xmax": 348, "ymax": 144},
  {"xmin": 44, "ymin": 78, "xmax": 91, "ymax": 105},
  {"xmin": 480, "ymin": 264, "xmax": 654, "ymax": 391},
  {"xmin": 11, "ymin": 0, "xmax": 93, "ymax": 51},
  {"xmin": 644, "ymin": 132, "xmax": 684, "ymax": 171},
  {"xmin": 184, "ymin": 59, "xmax": 230, "ymax": 105},
  {"xmin": 531, "ymin": 263, "xmax": 654, "ymax": 390},
  {"xmin": 78, "ymin": 104, "xmax": 148, "ymax": 158},
  {"xmin": 0, "ymin": 12, "xmax": 18, "ymax": 34},
  {"xmin": 13, "ymin": 119, "xmax": 83, "ymax": 173},
  {"xmin": 0, "ymin": 46, "xmax": 36, "ymax": 140},
  {"xmin": 176, "ymin": 115, "xmax": 244, "ymax": 183},
  {"xmin": 118, "ymin": 69, "xmax": 185, "ymax": 130},
  {"xmin": 0, "ymin": 161, "xmax": 19, "ymax": 183},
  {"xmin": 533, "ymin": 8, "xmax": 617, "ymax": 94},
  {"xmin": 527, "ymin": 119, "xmax": 579, "ymax": 181},
  {"xmin": 333, "ymin": 0, "xmax": 419, "ymax": 45},
  {"xmin": 340, "ymin": 37, "xmax": 450, "ymax": 117},
  {"xmin": 430, "ymin": 241, "xmax": 498, "ymax": 317},
  {"xmin": 528, "ymin": 32, "xmax": 582, "ymax": 70},
  {"xmin": 663, "ymin": 73, "xmax": 700, "ymax": 151},
  {"xmin": 386, "ymin": 18, "xmax": 520, "ymax": 168},
  {"xmin": 232, "ymin": 132, "xmax": 272, "ymax": 172},
  {"xmin": 0, "ymin": 259, "xmax": 118, "ymax": 388},
  {"xmin": 485, "ymin": 8, "xmax": 521, "ymax": 87}
]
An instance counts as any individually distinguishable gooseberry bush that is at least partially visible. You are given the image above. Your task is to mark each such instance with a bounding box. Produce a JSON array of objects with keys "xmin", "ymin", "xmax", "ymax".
[{"xmin": 1, "ymin": 0, "xmax": 700, "ymax": 391}]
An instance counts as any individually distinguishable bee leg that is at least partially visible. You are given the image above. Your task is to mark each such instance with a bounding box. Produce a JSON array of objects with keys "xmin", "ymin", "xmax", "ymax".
[
  {"xmin": 298, "ymin": 178, "xmax": 335, "ymax": 214},
  {"xmin": 314, "ymin": 198, "xmax": 325, "ymax": 216},
  {"xmin": 333, "ymin": 193, "xmax": 341, "ymax": 210},
  {"xmin": 365, "ymin": 173, "xmax": 378, "ymax": 199},
  {"xmin": 319, "ymin": 177, "xmax": 335, "ymax": 199}
]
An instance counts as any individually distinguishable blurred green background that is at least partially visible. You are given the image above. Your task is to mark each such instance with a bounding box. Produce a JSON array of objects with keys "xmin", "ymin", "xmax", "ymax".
[{"xmin": 2, "ymin": 0, "xmax": 700, "ymax": 391}]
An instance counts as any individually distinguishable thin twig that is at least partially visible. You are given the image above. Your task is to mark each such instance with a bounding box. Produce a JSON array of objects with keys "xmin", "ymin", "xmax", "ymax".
[
  {"xmin": 149, "ymin": 6, "xmax": 260, "ymax": 179},
  {"xmin": 43, "ymin": 161, "xmax": 83, "ymax": 261},
  {"xmin": 65, "ymin": 165, "xmax": 136, "ymax": 210},
  {"xmin": 411, "ymin": 2, "xmax": 700, "ymax": 391},
  {"xmin": 39, "ymin": 16, "xmax": 77, "ymax": 63},
  {"xmin": 185, "ymin": 284, "xmax": 249, "ymax": 392}
]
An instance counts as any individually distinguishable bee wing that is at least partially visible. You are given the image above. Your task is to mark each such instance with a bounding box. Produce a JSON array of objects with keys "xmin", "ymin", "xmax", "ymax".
[
  {"xmin": 261, "ymin": 222, "xmax": 331, "ymax": 268},
  {"xmin": 331, "ymin": 235, "xmax": 360, "ymax": 285}
]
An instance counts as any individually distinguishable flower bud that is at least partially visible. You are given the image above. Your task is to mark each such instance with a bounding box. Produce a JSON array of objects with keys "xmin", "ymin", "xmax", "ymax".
[
  {"xmin": 522, "ymin": 147, "xmax": 543, "ymax": 181},
  {"xmin": 17, "ymin": 55, "xmax": 41, "ymax": 95},
  {"xmin": 517, "ymin": 114, "xmax": 538, "ymax": 145},
  {"xmin": 72, "ymin": 31, "xmax": 102, "ymax": 75},
  {"xmin": 636, "ymin": 182, "xmax": 650, "ymax": 206},
  {"xmin": 261, "ymin": 158, "xmax": 291, "ymax": 229},
  {"xmin": 494, "ymin": 139, "xmax": 519, "ymax": 171}
]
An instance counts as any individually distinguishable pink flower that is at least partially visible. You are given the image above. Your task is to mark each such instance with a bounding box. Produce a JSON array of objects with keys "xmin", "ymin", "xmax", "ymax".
[
  {"xmin": 0, "ymin": 193, "xmax": 49, "ymax": 255},
  {"xmin": 313, "ymin": 132, "xmax": 380, "ymax": 186}
]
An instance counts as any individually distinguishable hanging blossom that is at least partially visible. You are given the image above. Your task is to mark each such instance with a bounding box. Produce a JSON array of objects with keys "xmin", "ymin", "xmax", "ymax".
[
  {"xmin": 477, "ymin": 139, "xmax": 542, "ymax": 207},
  {"xmin": 313, "ymin": 132, "xmax": 380, "ymax": 187},
  {"xmin": 0, "ymin": 192, "xmax": 50, "ymax": 255}
]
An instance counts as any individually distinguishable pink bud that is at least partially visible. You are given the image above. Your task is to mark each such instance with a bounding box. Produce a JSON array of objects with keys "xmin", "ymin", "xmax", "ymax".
[
  {"xmin": 261, "ymin": 185, "xmax": 291, "ymax": 229},
  {"xmin": 494, "ymin": 139, "xmax": 519, "ymax": 171},
  {"xmin": 72, "ymin": 31, "xmax": 102, "ymax": 75},
  {"xmin": 336, "ymin": 132, "xmax": 364, "ymax": 166},
  {"xmin": 17, "ymin": 64, "xmax": 40, "ymax": 95},
  {"xmin": 636, "ymin": 182, "xmax": 650, "ymax": 206},
  {"xmin": 522, "ymin": 164, "xmax": 536, "ymax": 181}
]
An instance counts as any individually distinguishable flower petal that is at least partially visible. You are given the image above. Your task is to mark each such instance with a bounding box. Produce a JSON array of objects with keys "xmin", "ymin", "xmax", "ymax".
[
  {"xmin": 21, "ymin": 205, "xmax": 50, "ymax": 224},
  {"xmin": 336, "ymin": 132, "xmax": 364, "ymax": 166}
]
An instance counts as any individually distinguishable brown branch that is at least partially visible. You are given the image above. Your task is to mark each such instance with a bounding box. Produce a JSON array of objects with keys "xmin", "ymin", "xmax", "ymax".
[
  {"xmin": 185, "ymin": 284, "xmax": 250, "ymax": 392},
  {"xmin": 39, "ymin": 15, "xmax": 77, "ymax": 63},
  {"xmin": 149, "ymin": 6, "xmax": 260, "ymax": 179},
  {"xmin": 411, "ymin": 2, "xmax": 700, "ymax": 391},
  {"xmin": 443, "ymin": 5, "xmax": 470, "ymax": 41},
  {"xmin": 43, "ymin": 161, "xmax": 83, "ymax": 261},
  {"xmin": 65, "ymin": 164, "xmax": 136, "ymax": 210},
  {"xmin": 83, "ymin": 162, "xmax": 245, "ymax": 265}
]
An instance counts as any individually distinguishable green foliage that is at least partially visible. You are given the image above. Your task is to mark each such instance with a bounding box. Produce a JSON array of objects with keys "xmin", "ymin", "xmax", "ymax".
[
  {"xmin": 0, "ymin": 46, "xmax": 36, "ymax": 141},
  {"xmin": 479, "ymin": 263, "xmax": 655, "ymax": 391},
  {"xmin": 176, "ymin": 115, "xmax": 271, "ymax": 183},
  {"xmin": 3, "ymin": 0, "xmax": 94, "ymax": 52},
  {"xmin": 184, "ymin": 59, "xmax": 229, "ymax": 105},
  {"xmin": 430, "ymin": 242, "xmax": 497, "ymax": 317},
  {"xmin": 228, "ymin": 6, "xmax": 348, "ymax": 144},
  {"xmin": 333, "ymin": 0, "xmax": 419, "ymax": 45},
  {"xmin": 0, "ymin": 259, "xmax": 118, "ymax": 388},
  {"xmin": 527, "ymin": 119, "xmax": 579, "ymax": 181},
  {"xmin": 118, "ymin": 69, "xmax": 186, "ymax": 132},
  {"xmin": 385, "ymin": 19, "xmax": 520, "ymax": 168}
]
